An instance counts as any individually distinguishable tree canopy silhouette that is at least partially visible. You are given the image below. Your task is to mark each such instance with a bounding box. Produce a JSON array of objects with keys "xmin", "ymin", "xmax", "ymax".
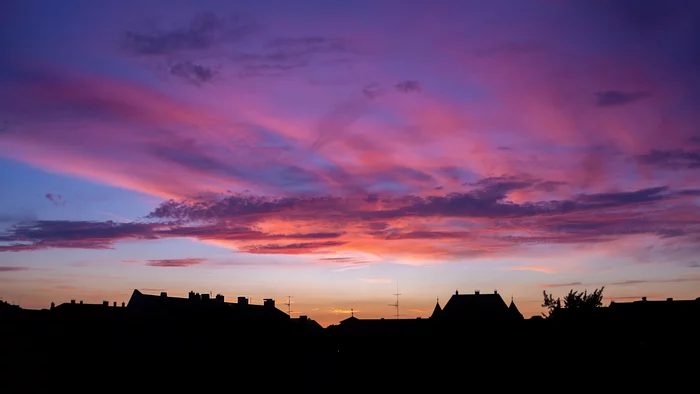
[{"xmin": 542, "ymin": 287, "xmax": 605, "ymax": 318}]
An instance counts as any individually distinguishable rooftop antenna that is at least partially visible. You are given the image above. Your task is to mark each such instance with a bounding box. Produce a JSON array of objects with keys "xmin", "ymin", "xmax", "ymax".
[
  {"xmin": 388, "ymin": 281, "xmax": 401, "ymax": 319},
  {"xmin": 284, "ymin": 295, "xmax": 293, "ymax": 316}
]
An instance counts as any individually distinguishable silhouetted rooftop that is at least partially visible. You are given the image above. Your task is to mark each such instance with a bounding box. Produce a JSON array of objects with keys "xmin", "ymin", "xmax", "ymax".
[{"xmin": 440, "ymin": 290, "xmax": 518, "ymax": 321}]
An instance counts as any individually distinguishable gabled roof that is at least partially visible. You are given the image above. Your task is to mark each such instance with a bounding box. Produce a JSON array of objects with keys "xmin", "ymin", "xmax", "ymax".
[{"xmin": 441, "ymin": 292, "xmax": 513, "ymax": 321}]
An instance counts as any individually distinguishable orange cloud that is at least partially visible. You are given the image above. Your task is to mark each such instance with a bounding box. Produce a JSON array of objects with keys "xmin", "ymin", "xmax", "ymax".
[
  {"xmin": 502, "ymin": 265, "xmax": 556, "ymax": 274},
  {"xmin": 331, "ymin": 308, "xmax": 356, "ymax": 314}
]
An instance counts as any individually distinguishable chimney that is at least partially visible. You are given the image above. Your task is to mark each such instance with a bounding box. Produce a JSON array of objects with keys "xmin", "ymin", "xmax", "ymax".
[
  {"xmin": 201, "ymin": 293, "xmax": 210, "ymax": 301},
  {"xmin": 122, "ymin": 302, "xmax": 125, "ymax": 307},
  {"xmin": 300, "ymin": 315, "xmax": 308, "ymax": 321},
  {"xmin": 237, "ymin": 296, "xmax": 249, "ymax": 306},
  {"xmin": 113, "ymin": 301, "xmax": 117, "ymax": 307},
  {"xmin": 475, "ymin": 290, "xmax": 480, "ymax": 295},
  {"xmin": 188, "ymin": 291, "xmax": 198, "ymax": 300},
  {"xmin": 642, "ymin": 297, "xmax": 647, "ymax": 302},
  {"xmin": 71, "ymin": 300, "xmax": 75, "ymax": 304},
  {"xmin": 102, "ymin": 301, "xmax": 108, "ymax": 306},
  {"xmin": 215, "ymin": 294, "xmax": 224, "ymax": 302},
  {"xmin": 51, "ymin": 302, "xmax": 55, "ymax": 310},
  {"xmin": 80, "ymin": 300, "xmax": 83, "ymax": 305},
  {"xmin": 667, "ymin": 297, "xmax": 673, "ymax": 302},
  {"xmin": 455, "ymin": 290, "xmax": 459, "ymax": 295},
  {"xmin": 264, "ymin": 298, "xmax": 275, "ymax": 308},
  {"xmin": 160, "ymin": 292, "xmax": 167, "ymax": 298},
  {"xmin": 494, "ymin": 289, "xmax": 498, "ymax": 295}
]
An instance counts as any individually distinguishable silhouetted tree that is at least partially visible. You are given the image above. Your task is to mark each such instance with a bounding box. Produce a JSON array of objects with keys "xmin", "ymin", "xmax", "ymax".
[
  {"xmin": 542, "ymin": 287, "xmax": 605, "ymax": 318},
  {"xmin": 541, "ymin": 290, "xmax": 561, "ymax": 317}
]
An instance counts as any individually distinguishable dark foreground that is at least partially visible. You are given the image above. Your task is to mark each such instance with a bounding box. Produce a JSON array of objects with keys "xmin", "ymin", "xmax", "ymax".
[{"xmin": 2, "ymin": 319, "xmax": 698, "ymax": 389}]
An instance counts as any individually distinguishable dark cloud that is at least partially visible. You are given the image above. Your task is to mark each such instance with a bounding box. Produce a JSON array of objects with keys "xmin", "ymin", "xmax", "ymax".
[
  {"xmin": 686, "ymin": 262, "xmax": 700, "ymax": 268},
  {"xmin": 240, "ymin": 241, "xmax": 348, "ymax": 254},
  {"xmin": 0, "ymin": 219, "xmax": 343, "ymax": 252},
  {"xmin": 145, "ymin": 258, "xmax": 206, "ymax": 267},
  {"xmin": 635, "ymin": 149, "xmax": 700, "ymax": 170},
  {"xmin": 434, "ymin": 186, "xmax": 444, "ymax": 190},
  {"xmin": 169, "ymin": 61, "xmax": 216, "ymax": 85},
  {"xmin": 0, "ymin": 220, "xmax": 161, "ymax": 251},
  {"xmin": 147, "ymin": 182, "xmax": 692, "ymax": 224},
  {"xmin": 534, "ymin": 181, "xmax": 567, "ymax": 192},
  {"xmin": 497, "ymin": 146, "xmax": 511, "ymax": 151},
  {"xmin": 123, "ymin": 12, "xmax": 256, "ymax": 55},
  {"xmin": 45, "ymin": 193, "xmax": 66, "ymax": 206},
  {"xmin": 595, "ymin": 90, "xmax": 650, "ymax": 107},
  {"xmin": 379, "ymin": 231, "xmax": 472, "ymax": 240},
  {"xmin": 162, "ymin": 225, "xmax": 343, "ymax": 241},
  {"xmin": 371, "ymin": 166, "xmax": 435, "ymax": 186},
  {"xmin": 395, "ymin": 80, "xmax": 421, "ymax": 93},
  {"xmin": 542, "ymin": 282, "xmax": 583, "ymax": 288},
  {"xmin": 233, "ymin": 36, "xmax": 357, "ymax": 78},
  {"xmin": 362, "ymin": 83, "xmax": 384, "ymax": 99},
  {"xmin": 4, "ymin": 179, "xmax": 700, "ymax": 256},
  {"xmin": 573, "ymin": 186, "xmax": 669, "ymax": 206},
  {"xmin": 0, "ymin": 266, "xmax": 31, "ymax": 272},
  {"xmin": 466, "ymin": 175, "xmax": 534, "ymax": 200},
  {"xmin": 610, "ymin": 277, "xmax": 700, "ymax": 286}
]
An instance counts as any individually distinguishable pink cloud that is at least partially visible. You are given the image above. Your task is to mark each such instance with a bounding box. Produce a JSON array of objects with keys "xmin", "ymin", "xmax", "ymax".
[{"xmin": 2, "ymin": 1, "xmax": 699, "ymax": 273}]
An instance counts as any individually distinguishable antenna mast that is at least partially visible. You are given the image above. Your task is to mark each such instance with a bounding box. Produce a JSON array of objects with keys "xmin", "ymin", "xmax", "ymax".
[
  {"xmin": 284, "ymin": 295, "xmax": 293, "ymax": 316},
  {"xmin": 388, "ymin": 281, "xmax": 401, "ymax": 319}
]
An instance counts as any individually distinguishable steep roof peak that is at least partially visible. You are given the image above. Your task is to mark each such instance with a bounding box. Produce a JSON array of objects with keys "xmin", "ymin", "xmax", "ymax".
[{"xmin": 431, "ymin": 299, "xmax": 442, "ymax": 318}]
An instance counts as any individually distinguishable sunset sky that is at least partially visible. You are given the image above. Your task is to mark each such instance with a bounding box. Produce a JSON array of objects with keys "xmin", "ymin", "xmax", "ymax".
[{"xmin": 1, "ymin": 0, "xmax": 699, "ymax": 327}]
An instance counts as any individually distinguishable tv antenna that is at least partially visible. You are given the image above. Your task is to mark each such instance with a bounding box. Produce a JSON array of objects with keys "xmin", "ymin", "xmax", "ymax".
[
  {"xmin": 388, "ymin": 281, "xmax": 401, "ymax": 319},
  {"xmin": 284, "ymin": 295, "xmax": 293, "ymax": 316}
]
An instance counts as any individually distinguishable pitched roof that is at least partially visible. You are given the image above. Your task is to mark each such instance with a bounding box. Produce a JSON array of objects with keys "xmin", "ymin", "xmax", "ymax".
[
  {"xmin": 441, "ymin": 292, "xmax": 513, "ymax": 321},
  {"xmin": 509, "ymin": 299, "xmax": 524, "ymax": 319},
  {"xmin": 126, "ymin": 289, "xmax": 289, "ymax": 321},
  {"xmin": 430, "ymin": 300, "xmax": 442, "ymax": 318}
]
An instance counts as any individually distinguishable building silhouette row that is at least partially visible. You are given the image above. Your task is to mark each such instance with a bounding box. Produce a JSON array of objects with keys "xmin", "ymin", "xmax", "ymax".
[{"xmin": 3, "ymin": 288, "xmax": 699, "ymax": 335}]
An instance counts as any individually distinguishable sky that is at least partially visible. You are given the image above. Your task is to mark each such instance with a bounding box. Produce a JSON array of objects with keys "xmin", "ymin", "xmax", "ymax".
[{"xmin": 1, "ymin": 0, "xmax": 700, "ymax": 327}]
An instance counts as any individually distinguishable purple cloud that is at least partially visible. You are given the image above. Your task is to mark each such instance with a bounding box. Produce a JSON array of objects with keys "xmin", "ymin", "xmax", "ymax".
[
  {"xmin": 45, "ymin": 193, "xmax": 66, "ymax": 206},
  {"xmin": 636, "ymin": 149, "xmax": 700, "ymax": 170},
  {"xmin": 145, "ymin": 258, "xmax": 206, "ymax": 267},
  {"xmin": 395, "ymin": 80, "xmax": 421, "ymax": 93},
  {"xmin": 0, "ymin": 266, "xmax": 32, "ymax": 272},
  {"xmin": 595, "ymin": 91, "xmax": 650, "ymax": 107}
]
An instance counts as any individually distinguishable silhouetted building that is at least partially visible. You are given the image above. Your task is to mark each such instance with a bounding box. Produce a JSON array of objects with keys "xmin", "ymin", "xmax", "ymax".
[
  {"xmin": 332, "ymin": 315, "xmax": 431, "ymax": 336},
  {"xmin": 433, "ymin": 290, "xmax": 523, "ymax": 322},
  {"xmin": 290, "ymin": 315, "xmax": 325, "ymax": 334},
  {"xmin": 126, "ymin": 289, "xmax": 289, "ymax": 323},
  {"xmin": 50, "ymin": 298, "xmax": 126, "ymax": 320},
  {"xmin": 608, "ymin": 296, "xmax": 700, "ymax": 322}
]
